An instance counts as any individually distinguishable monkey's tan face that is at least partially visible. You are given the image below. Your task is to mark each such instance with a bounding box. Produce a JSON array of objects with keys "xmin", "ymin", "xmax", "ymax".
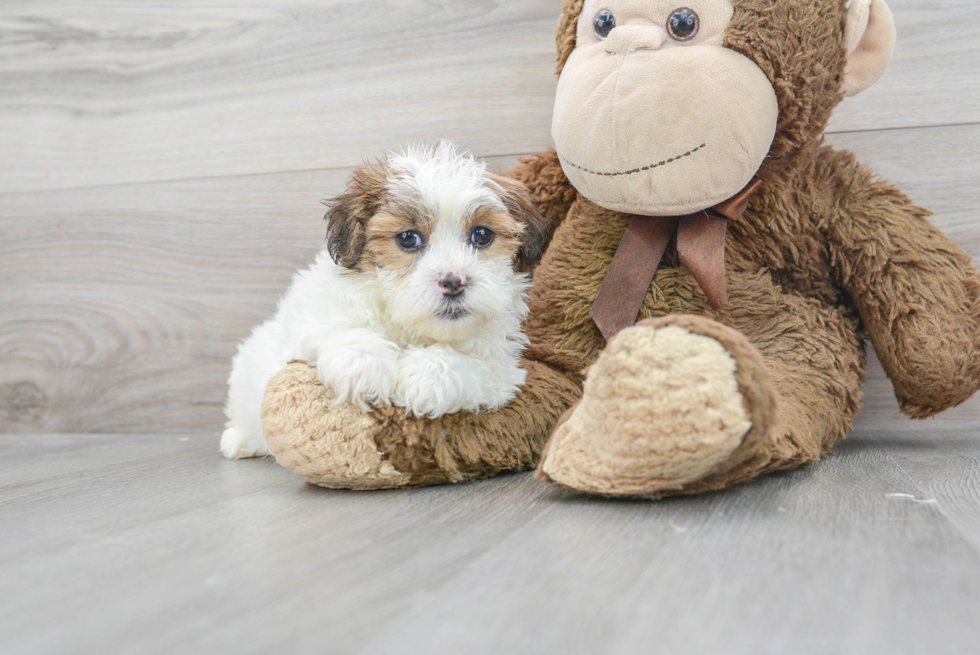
[{"xmin": 552, "ymin": 0, "xmax": 779, "ymax": 217}]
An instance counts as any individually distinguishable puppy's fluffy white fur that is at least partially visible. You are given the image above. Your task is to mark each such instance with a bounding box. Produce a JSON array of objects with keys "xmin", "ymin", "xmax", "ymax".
[{"xmin": 221, "ymin": 142, "xmax": 539, "ymax": 459}]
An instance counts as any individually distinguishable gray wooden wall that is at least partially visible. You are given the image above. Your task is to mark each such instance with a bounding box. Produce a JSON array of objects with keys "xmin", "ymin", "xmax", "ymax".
[{"xmin": 2, "ymin": 0, "xmax": 979, "ymax": 435}]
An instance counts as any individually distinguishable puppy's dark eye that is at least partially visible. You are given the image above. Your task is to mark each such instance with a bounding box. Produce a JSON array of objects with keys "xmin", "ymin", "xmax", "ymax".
[
  {"xmin": 396, "ymin": 230, "xmax": 424, "ymax": 251},
  {"xmin": 666, "ymin": 7, "xmax": 699, "ymax": 41},
  {"xmin": 594, "ymin": 9, "xmax": 616, "ymax": 40},
  {"xmin": 470, "ymin": 227, "xmax": 495, "ymax": 249}
]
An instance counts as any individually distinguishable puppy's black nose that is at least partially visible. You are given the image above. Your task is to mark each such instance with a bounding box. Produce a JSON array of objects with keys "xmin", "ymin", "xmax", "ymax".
[{"xmin": 439, "ymin": 274, "xmax": 466, "ymax": 297}]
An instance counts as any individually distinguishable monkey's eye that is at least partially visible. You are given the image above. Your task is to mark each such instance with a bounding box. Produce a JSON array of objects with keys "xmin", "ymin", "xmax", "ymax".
[
  {"xmin": 593, "ymin": 9, "xmax": 616, "ymax": 40},
  {"xmin": 396, "ymin": 230, "xmax": 424, "ymax": 251},
  {"xmin": 470, "ymin": 227, "xmax": 495, "ymax": 249},
  {"xmin": 666, "ymin": 7, "xmax": 700, "ymax": 41}
]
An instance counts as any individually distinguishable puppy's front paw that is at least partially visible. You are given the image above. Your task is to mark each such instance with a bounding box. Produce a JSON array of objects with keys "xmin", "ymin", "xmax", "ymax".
[
  {"xmin": 394, "ymin": 347, "xmax": 481, "ymax": 418},
  {"xmin": 305, "ymin": 333, "xmax": 401, "ymax": 411}
]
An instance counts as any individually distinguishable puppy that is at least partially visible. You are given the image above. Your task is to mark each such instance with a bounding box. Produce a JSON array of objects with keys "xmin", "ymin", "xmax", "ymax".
[{"xmin": 220, "ymin": 141, "xmax": 547, "ymax": 459}]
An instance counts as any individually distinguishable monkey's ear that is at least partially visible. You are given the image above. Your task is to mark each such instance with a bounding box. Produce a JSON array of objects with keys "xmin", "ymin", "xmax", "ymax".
[
  {"xmin": 324, "ymin": 165, "xmax": 387, "ymax": 269},
  {"xmin": 842, "ymin": 0, "xmax": 896, "ymax": 97},
  {"xmin": 490, "ymin": 174, "xmax": 549, "ymax": 272}
]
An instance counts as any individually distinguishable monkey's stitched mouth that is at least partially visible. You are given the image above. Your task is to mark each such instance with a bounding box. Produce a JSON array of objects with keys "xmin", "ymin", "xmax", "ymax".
[{"xmin": 559, "ymin": 143, "xmax": 706, "ymax": 177}]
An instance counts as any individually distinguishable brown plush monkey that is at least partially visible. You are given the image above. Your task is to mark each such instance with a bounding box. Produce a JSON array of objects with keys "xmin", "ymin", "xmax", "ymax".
[{"xmin": 261, "ymin": 0, "xmax": 980, "ymax": 497}]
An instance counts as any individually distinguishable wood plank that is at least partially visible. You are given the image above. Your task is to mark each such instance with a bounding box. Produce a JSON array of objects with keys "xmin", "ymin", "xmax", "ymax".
[
  {"xmin": 0, "ymin": 0, "xmax": 560, "ymax": 193},
  {"xmin": 0, "ymin": 158, "xmax": 523, "ymax": 434},
  {"xmin": 0, "ymin": 168, "xmax": 335, "ymax": 433},
  {"xmin": 1, "ymin": 432, "xmax": 978, "ymax": 654},
  {"xmin": 0, "ymin": 432, "xmax": 207, "ymax": 489},
  {"xmin": 860, "ymin": 427, "xmax": 980, "ymax": 552},
  {"xmin": 3, "ymin": 126, "xmax": 979, "ymax": 434},
  {"xmin": 364, "ymin": 436, "xmax": 980, "ymax": 655},
  {"xmin": 825, "ymin": 0, "xmax": 980, "ymax": 135},
  {"xmin": 1, "ymin": 0, "xmax": 977, "ymax": 193}
]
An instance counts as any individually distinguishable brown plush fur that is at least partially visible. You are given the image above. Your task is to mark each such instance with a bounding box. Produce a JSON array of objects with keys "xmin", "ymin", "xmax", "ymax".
[
  {"xmin": 265, "ymin": 359, "xmax": 582, "ymax": 488},
  {"xmin": 262, "ymin": 0, "xmax": 980, "ymax": 496}
]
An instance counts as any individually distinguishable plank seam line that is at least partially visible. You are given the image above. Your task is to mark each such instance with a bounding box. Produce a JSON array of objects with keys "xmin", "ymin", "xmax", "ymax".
[
  {"xmin": 1, "ymin": 120, "xmax": 977, "ymax": 196},
  {"xmin": 825, "ymin": 120, "xmax": 980, "ymax": 136},
  {"xmin": 0, "ymin": 151, "xmax": 551, "ymax": 197}
]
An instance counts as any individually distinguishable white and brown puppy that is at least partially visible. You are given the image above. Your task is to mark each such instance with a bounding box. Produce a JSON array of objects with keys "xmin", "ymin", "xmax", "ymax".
[{"xmin": 220, "ymin": 142, "xmax": 547, "ymax": 459}]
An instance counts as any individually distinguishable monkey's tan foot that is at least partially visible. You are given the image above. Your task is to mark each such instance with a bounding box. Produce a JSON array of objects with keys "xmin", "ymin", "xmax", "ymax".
[
  {"xmin": 262, "ymin": 362, "xmax": 411, "ymax": 490},
  {"xmin": 535, "ymin": 315, "xmax": 777, "ymax": 498}
]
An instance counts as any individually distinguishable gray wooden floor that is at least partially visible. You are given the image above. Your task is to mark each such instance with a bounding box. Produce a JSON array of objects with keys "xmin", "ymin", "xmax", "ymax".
[
  {"xmin": 2, "ymin": 0, "xmax": 980, "ymax": 652},
  {"xmin": 3, "ymin": 428, "xmax": 980, "ymax": 655}
]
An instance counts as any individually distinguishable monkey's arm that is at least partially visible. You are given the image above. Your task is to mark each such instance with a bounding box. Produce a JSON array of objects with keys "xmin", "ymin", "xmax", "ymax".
[
  {"xmin": 505, "ymin": 151, "xmax": 578, "ymax": 241},
  {"xmin": 822, "ymin": 150, "xmax": 980, "ymax": 417},
  {"xmin": 262, "ymin": 358, "xmax": 582, "ymax": 488}
]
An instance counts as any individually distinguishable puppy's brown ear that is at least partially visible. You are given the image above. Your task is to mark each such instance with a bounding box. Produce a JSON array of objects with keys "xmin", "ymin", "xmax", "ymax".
[
  {"xmin": 490, "ymin": 174, "xmax": 549, "ymax": 272},
  {"xmin": 324, "ymin": 164, "xmax": 387, "ymax": 269}
]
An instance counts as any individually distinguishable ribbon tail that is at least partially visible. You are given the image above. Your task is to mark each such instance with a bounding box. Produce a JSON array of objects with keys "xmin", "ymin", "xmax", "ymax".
[
  {"xmin": 590, "ymin": 216, "xmax": 678, "ymax": 342},
  {"xmin": 676, "ymin": 210, "xmax": 729, "ymax": 310}
]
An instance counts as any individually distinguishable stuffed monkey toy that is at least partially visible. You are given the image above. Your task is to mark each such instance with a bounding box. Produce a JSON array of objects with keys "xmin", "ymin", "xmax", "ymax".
[{"xmin": 261, "ymin": 0, "xmax": 980, "ymax": 497}]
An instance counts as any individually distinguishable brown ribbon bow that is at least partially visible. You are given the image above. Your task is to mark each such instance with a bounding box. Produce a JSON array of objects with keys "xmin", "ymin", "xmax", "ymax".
[{"xmin": 589, "ymin": 179, "xmax": 762, "ymax": 342}]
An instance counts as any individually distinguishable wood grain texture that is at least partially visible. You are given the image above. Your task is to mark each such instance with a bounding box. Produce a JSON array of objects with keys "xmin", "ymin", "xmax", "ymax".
[
  {"xmin": 0, "ymin": 157, "xmax": 505, "ymax": 434},
  {"xmin": 860, "ymin": 427, "xmax": 980, "ymax": 552},
  {"xmin": 1, "ymin": 0, "xmax": 979, "ymax": 434},
  {"xmin": 1, "ymin": 431, "xmax": 979, "ymax": 654},
  {"xmin": 4, "ymin": 126, "xmax": 980, "ymax": 435},
  {"xmin": 0, "ymin": 0, "xmax": 560, "ymax": 193},
  {"xmin": 1, "ymin": 0, "xmax": 978, "ymax": 193},
  {"xmin": 3, "ymin": 3, "xmax": 978, "ymax": 651}
]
